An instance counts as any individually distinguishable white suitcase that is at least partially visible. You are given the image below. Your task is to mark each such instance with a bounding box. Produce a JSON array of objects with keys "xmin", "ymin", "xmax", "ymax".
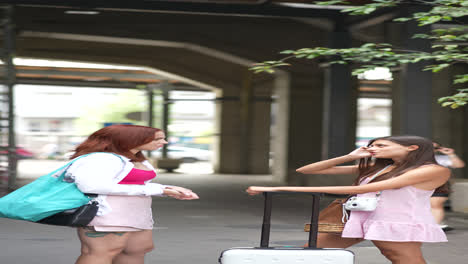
[{"xmin": 219, "ymin": 192, "xmax": 354, "ymax": 264}]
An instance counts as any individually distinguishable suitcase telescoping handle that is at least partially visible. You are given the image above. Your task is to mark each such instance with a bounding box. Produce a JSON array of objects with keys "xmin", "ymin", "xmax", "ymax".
[{"xmin": 260, "ymin": 192, "xmax": 321, "ymax": 248}]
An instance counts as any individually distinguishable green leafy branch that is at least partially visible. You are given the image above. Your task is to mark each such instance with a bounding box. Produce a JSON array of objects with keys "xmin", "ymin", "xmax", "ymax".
[
  {"xmin": 317, "ymin": 0, "xmax": 402, "ymax": 15},
  {"xmin": 251, "ymin": 42, "xmax": 467, "ymax": 75},
  {"xmin": 316, "ymin": 0, "xmax": 468, "ymax": 23},
  {"xmin": 251, "ymin": 0, "xmax": 468, "ymax": 108},
  {"xmin": 438, "ymin": 88, "xmax": 468, "ymax": 108},
  {"xmin": 439, "ymin": 73, "xmax": 468, "ymax": 108}
]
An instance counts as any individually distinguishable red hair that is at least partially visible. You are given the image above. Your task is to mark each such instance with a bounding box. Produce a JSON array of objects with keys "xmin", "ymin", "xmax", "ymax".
[{"xmin": 71, "ymin": 125, "xmax": 162, "ymax": 162}]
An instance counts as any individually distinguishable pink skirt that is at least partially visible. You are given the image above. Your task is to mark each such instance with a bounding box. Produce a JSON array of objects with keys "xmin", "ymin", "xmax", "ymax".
[{"xmin": 89, "ymin": 195, "xmax": 154, "ymax": 232}]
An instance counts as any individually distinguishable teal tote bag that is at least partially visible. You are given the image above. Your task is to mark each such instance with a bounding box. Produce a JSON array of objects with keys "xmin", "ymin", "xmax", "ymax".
[{"xmin": 0, "ymin": 152, "xmax": 122, "ymax": 222}]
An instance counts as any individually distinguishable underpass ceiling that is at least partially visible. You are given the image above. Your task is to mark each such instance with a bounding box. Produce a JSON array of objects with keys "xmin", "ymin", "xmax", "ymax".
[
  {"xmin": 9, "ymin": 5, "xmax": 324, "ymax": 90},
  {"xmin": 9, "ymin": 2, "xmax": 398, "ymax": 48},
  {"xmin": 11, "ymin": 1, "xmax": 342, "ymax": 19},
  {"xmin": 15, "ymin": 35, "xmax": 275, "ymax": 91},
  {"xmin": 1, "ymin": 2, "xmax": 395, "ymax": 90},
  {"xmin": 0, "ymin": 65, "xmax": 199, "ymax": 90}
]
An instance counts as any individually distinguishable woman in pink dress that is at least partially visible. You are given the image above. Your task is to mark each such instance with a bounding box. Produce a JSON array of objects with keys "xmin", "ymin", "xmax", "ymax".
[
  {"xmin": 247, "ymin": 135, "xmax": 450, "ymax": 264},
  {"xmin": 67, "ymin": 125, "xmax": 199, "ymax": 264}
]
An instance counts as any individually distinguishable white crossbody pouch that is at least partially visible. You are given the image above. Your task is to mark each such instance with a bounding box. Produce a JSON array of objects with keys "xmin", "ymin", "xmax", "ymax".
[{"xmin": 344, "ymin": 165, "xmax": 391, "ymax": 212}]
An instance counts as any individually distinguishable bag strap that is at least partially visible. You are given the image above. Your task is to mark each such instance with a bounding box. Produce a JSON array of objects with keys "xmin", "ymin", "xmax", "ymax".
[
  {"xmin": 367, "ymin": 164, "xmax": 392, "ymax": 197},
  {"xmin": 55, "ymin": 152, "xmax": 125, "ymax": 179},
  {"xmin": 368, "ymin": 164, "xmax": 392, "ymax": 182}
]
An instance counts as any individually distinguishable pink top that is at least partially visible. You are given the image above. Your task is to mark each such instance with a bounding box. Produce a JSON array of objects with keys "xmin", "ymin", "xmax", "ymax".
[
  {"xmin": 341, "ymin": 176, "xmax": 447, "ymax": 242},
  {"xmin": 89, "ymin": 168, "xmax": 158, "ymax": 232},
  {"xmin": 118, "ymin": 168, "xmax": 156, "ymax": 184}
]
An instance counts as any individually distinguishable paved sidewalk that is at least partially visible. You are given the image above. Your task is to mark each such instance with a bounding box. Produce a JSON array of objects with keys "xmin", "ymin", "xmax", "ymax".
[{"xmin": 1, "ymin": 171, "xmax": 467, "ymax": 263}]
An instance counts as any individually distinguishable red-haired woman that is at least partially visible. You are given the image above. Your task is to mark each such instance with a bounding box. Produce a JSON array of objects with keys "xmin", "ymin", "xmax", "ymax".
[
  {"xmin": 66, "ymin": 125, "xmax": 199, "ymax": 264},
  {"xmin": 247, "ymin": 135, "xmax": 450, "ymax": 264}
]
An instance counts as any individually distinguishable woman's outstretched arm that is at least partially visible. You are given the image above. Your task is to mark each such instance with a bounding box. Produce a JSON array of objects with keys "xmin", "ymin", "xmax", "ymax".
[
  {"xmin": 296, "ymin": 147, "xmax": 370, "ymax": 175},
  {"xmin": 248, "ymin": 165, "xmax": 450, "ymax": 195}
]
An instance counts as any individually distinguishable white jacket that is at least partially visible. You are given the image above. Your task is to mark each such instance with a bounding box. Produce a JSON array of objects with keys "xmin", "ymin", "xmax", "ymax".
[{"xmin": 64, "ymin": 152, "xmax": 168, "ymax": 215}]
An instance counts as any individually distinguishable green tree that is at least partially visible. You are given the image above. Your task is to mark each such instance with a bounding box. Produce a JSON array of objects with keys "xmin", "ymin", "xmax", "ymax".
[{"xmin": 251, "ymin": 0, "xmax": 468, "ymax": 108}]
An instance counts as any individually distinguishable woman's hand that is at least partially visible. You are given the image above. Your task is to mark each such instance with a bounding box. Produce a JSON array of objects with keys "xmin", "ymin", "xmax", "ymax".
[
  {"xmin": 348, "ymin": 147, "xmax": 372, "ymax": 159},
  {"xmin": 246, "ymin": 186, "xmax": 277, "ymax": 195},
  {"xmin": 166, "ymin": 186, "xmax": 197, "ymax": 197},
  {"xmin": 164, "ymin": 186, "xmax": 199, "ymax": 200},
  {"xmin": 437, "ymin": 147, "xmax": 454, "ymax": 155}
]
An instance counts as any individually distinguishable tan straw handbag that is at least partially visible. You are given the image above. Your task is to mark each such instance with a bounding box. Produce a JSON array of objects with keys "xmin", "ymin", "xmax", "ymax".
[{"xmin": 304, "ymin": 198, "xmax": 348, "ymax": 234}]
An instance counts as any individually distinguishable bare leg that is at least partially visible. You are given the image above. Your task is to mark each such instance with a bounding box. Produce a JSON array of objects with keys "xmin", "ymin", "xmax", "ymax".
[
  {"xmin": 372, "ymin": 240, "xmax": 425, "ymax": 264},
  {"xmin": 430, "ymin": 197, "xmax": 448, "ymax": 224},
  {"xmin": 112, "ymin": 230, "xmax": 154, "ymax": 264},
  {"xmin": 304, "ymin": 233, "xmax": 363, "ymax": 248},
  {"xmin": 75, "ymin": 228, "xmax": 129, "ymax": 264}
]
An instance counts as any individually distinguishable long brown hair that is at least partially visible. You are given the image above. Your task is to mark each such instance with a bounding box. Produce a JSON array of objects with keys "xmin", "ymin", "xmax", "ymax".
[
  {"xmin": 354, "ymin": 135, "xmax": 447, "ymax": 191},
  {"xmin": 71, "ymin": 124, "xmax": 161, "ymax": 162}
]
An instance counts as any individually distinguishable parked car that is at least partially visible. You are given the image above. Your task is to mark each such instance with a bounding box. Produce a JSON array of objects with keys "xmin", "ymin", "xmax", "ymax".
[
  {"xmin": 0, "ymin": 146, "xmax": 35, "ymax": 159},
  {"xmin": 151, "ymin": 146, "xmax": 212, "ymax": 163}
]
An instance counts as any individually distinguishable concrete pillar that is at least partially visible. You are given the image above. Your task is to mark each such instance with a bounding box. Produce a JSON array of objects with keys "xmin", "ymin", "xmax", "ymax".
[
  {"xmin": 388, "ymin": 7, "xmax": 467, "ymax": 180},
  {"xmin": 248, "ymin": 79, "xmax": 273, "ymax": 174},
  {"xmin": 390, "ymin": 71, "xmax": 402, "ymax": 135},
  {"xmin": 272, "ymin": 66, "xmax": 356, "ymax": 186},
  {"xmin": 284, "ymin": 71, "xmax": 325, "ymax": 185},
  {"xmin": 216, "ymin": 88, "xmax": 242, "ymax": 174},
  {"xmin": 388, "ymin": 11, "xmax": 467, "ymax": 181},
  {"xmin": 387, "ymin": 19, "xmax": 403, "ymax": 136},
  {"xmin": 432, "ymin": 65, "xmax": 468, "ymax": 179},
  {"xmin": 394, "ymin": 5, "xmax": 433, "ymax": 137},
  {"xmin": 271, "ymin": 71, "xmax": 290, "ymax": 183},
  {"xmin": 322, "ymin": 16, "xmax": 356, "ymax": 160},
  {"xmin": 216, "ymin": 73, "xmax": 272, "ymax": 174},
  {"xmin": 299, "ymin": 16, "xmax": 357, "ymax": 187}
]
